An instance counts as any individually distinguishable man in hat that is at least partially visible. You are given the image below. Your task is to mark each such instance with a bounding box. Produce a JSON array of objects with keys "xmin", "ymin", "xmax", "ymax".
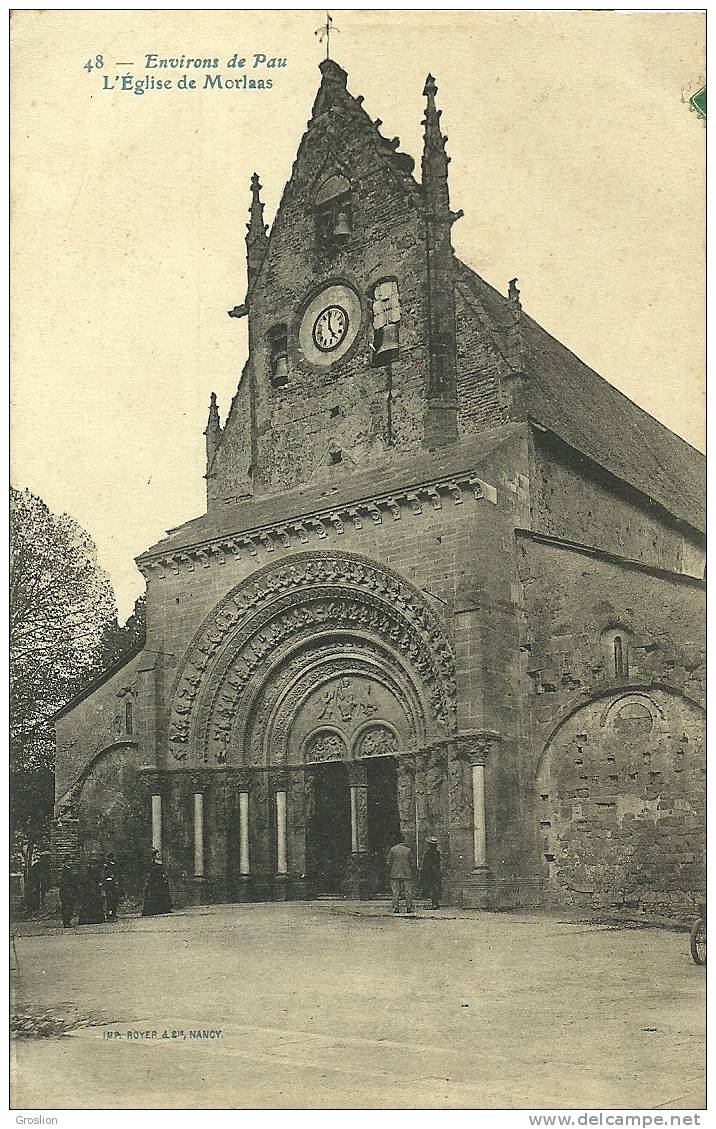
[
  {"xmin": 420, "ymin": 836, "xmax": 443, "ymax": 909},
  {"xmin": 77, "ymin": 858, "xmax": 105, "ymax": 925},
  {"xmin": 386, "ymin": 833, "xmax": 415, "ymax": 915},
  {"xmin": 102, "ymin": 854, "xmax": 122, "ymax": 922}
]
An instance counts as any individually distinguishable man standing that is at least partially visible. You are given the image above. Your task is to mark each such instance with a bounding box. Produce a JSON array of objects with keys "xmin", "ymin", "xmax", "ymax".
[
  {"xmin": 419, "ymin": 836, "xmax": 443, "ymax": 909},
  {"xmin": 386, "ymin": 833, "xmax": 415, "ymax": 915},
  {"xmin": 58, "ymin": 861, "xmax": 77, "ymax": 928},
  {"xmin": 102, "ymin": 855, "xmax": 122, "ymax": 922},
  {"xmin": 78, "ymin": 859, "xmax": 106, "ymax": 925}
]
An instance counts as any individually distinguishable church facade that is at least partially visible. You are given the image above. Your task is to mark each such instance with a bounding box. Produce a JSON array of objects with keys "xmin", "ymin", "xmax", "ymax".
[{"xmin": 53, "ymin": 60, "xmax": 705, "ymax": 916}]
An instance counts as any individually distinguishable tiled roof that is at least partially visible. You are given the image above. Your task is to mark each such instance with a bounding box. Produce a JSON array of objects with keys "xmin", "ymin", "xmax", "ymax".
[
  {"xmin": 138, "ymin": 426, "xmax": 523, "ymax": 560},
  {"xmin": 456, "ymin": 262, "xmax": 705, "ymax": 534}
]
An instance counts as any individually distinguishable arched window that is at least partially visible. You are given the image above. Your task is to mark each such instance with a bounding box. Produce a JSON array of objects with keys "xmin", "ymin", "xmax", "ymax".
[
  {"xmin": 125, "ymin": 699, "xmax": 134, "ymax": 735},
  {"xmin": 614, "ymin": 635, "xmax": 624, "ymax": 677},
  {"xmin": 267, "ymin": 324, "xmax": 289, "ymax": 387},
  {"xmin": 601, "ymin": 627, "xmax": 630, "ymax": 679},
  {"xmin": 314, "ymin": 174, "xmax": 352, "ymax": 247}
]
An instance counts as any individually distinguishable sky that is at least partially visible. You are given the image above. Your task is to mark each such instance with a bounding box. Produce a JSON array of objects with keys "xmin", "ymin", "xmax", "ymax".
[{"xmin": 11, "ymin": 10, "xmax": 705, "ymax": 621}]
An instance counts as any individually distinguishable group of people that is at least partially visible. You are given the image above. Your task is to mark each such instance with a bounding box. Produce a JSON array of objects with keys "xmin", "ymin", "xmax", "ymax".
[
  {"xmin": 57, "ymin": 850, "xmax": 173, "ymax": 926},
  {"xmin": 58, "ymin": 854, "xmax": 123, "ymax": 928},
  {"xmin": 57, "ymin": 839, "xmax": 436, "ymax": 922},
  {"xmin": 386, "ymin": 833, "xmax": 442, "ymax": 914}
]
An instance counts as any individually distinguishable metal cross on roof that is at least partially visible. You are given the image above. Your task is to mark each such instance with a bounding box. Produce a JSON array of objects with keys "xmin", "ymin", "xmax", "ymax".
[{"xmin": 315, "ymin": 11, "xmax": 340, "ymax": 60}]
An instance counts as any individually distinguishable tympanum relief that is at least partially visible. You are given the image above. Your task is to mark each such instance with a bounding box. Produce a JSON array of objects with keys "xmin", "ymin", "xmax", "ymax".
[{"xmin": 295, "ymin": 676, "xmax": 407, "ymax": 764}]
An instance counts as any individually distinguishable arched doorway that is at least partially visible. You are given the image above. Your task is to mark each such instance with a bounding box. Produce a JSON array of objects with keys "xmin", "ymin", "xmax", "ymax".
[
  {"xmin": 168, "ymin": 551, "xmax": 457, "ymax": 900},
  {"xmin": 366, "ymin": 756, "xmax": 401, "ymax": 893},
  {"xmin": 308, "ymin": 761, "xmax": 352, "ymax": 893},
  {"xmin": 297, "ymin": 688, "xmax": 411, "ymax": 897}
]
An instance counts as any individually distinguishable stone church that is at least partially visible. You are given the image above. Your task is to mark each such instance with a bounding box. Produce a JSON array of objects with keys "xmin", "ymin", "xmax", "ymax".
[{"xmin": 53, "ymin": 59, "xmax": 705, "ymax": 915}]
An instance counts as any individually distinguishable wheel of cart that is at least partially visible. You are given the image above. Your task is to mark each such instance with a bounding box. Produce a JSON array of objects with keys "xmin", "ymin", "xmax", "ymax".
[{"xmin": 690, "ymin": 902, "xmax": 706, "ymax": 966}]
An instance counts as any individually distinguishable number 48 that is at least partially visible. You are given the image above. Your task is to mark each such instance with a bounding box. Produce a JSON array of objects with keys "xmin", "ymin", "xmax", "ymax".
[{"xmin": 84, "ymin": 55, "xmax": 104, "ymax": 72}]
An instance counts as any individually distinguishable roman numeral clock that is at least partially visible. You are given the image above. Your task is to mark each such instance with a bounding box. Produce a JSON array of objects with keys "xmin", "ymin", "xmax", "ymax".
[{"xmin": 298, "ymin": 283, "xmax": 362, "ymax": 366}]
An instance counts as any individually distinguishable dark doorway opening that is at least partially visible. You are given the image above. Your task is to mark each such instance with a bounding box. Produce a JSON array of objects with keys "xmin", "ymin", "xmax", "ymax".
[
  {"xmin": 366, "ymin": 757, "xmax": 401, "ymax": 894},
  {"xmin": 309, "ymin": 762, "xmax": 351, "ymax": 893}
]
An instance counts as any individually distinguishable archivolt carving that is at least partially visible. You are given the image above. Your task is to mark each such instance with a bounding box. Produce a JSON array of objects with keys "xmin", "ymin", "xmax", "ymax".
[
  {"xmin": 167, "ymin": 552, "xmax": 456, "ymax": 764},
  {"xmin": 267, "ymin": 654, "xmax": 417, "ymax": 768},
  {"xmin": 243, "ymin": 644, "xmax": 419, "ymax": 768}
]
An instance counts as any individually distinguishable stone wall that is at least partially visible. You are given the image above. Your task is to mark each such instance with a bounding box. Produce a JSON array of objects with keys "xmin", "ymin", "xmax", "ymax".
[
  {"xmin": 130, "ymin": 430, "xmax": 533, "ymax": 904},
  {"xmin": 520, "ymin": 534, "xmax": 705, "ymax": 915},
  {"xmin": 531, "ymin": 431, "xmax": 705, "ymax": 578},
  {"xmin": 144, "ymin": 431, "xmax": 530, "ymax": 765},
  {"xmin": 73, "ymin": 744, "xmax": 148, "ymax": 894},
  {"xmin": 455, "ymin": 286, "xmax": 512, "ymax": 433},
  {"xmin": 52, "ymin": 653, "xmax": 149, "ymax": 890},
  {"xmin": 235, "ymin": 86, "xmax": 433, "ymax": 496},
  {"xmin": 207, "ymin": 366, "xmax": 252, "ymax": 509},
  {"xmin": 54, "ymin": 651, "xmax": 143, "ymax": 804},
  {"xmin": 210, "ymin": 67, "xmax": 516, "ymax": 508},
  {"xmin": 536, "ymin": 688, "xmax": 705, "ymax": 915}
]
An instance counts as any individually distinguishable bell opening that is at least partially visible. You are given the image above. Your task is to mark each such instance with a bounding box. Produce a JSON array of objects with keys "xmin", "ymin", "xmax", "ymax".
[
  {"xmin": 332, "ymin": 210, "xmax": 352, "ymax": 241},
  {"xmin": 373, "ymin": 323, "xmax": 400, "ymax": 366},
  {"xmin": 271, "ymin": 352, "xmax": 289, "ymax": 388}
]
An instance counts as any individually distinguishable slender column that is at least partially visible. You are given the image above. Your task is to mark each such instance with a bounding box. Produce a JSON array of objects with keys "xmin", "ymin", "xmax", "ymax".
[
  {"xmin": 238, "ymin": 791, "xmax": 250, "ymax": 876},
  {"xmin": 471, "ymin": 762, "xmax": 487, "ymax": 868},
  {"xmin": 347, "ymin": 762, "xmax": 368, "ymax": 854},
  {"xmin": 193, "ymin": 791, "xmax": 205, "ymax": 877},
  {"xmin": 276, "ymin": 790, "xmax": 288, "ymax": 875},
  {"xmin": 151, "ymin": 793, "xmax": 162, "ymax": 854},
  {"xmin": 350, "ymin": 787, "xmax": 359, "ymax": 853},
  {"xmin": 454, "ymin": 730, "xmax": 501, "ymax": 872}
]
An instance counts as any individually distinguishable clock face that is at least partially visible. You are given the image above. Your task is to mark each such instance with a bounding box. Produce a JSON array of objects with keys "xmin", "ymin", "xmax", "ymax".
[
  {"xmin": 298, "ymin": 283, "xmax": 362, "ymax": 368},
  {"xmin": 312, "ymin": 305, "xmax": 349, "ymax": 352}
]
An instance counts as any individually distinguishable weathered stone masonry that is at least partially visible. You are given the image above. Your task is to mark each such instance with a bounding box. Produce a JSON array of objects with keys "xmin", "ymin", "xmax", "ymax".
[{"xmin": 54, "ymin": 59, "xmax": 705, "ymax": 917}]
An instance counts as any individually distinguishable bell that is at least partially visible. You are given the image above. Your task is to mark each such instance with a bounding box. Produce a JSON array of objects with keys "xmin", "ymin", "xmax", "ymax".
[
  {"xmin": 374, "ymin": 322, "xmax": 400, "ymax": 363},
  {"xmin": 332, "ymin": 210, "xmax": 351, "ymax": 240},
  {"xmin": 272, "ymin": 352, "xmax": 289, "ymax": 385}
]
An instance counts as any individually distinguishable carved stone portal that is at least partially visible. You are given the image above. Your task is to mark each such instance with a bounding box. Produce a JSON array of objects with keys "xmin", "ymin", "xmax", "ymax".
[{"xmin": 166, "ymin": 551, "xmax": 456, "ymax": 764}]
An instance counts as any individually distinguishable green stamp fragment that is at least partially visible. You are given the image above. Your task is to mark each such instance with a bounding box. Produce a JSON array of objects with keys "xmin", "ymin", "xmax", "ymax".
[{"xmin": 689, "ymin": 86, "xmax": 706, "ymax": 120}]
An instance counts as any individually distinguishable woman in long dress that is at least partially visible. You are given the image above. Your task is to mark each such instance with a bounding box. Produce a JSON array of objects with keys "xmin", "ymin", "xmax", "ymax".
[{"xmin": 142, "ymin": 852, "xmax": 172, "ymax": 916}]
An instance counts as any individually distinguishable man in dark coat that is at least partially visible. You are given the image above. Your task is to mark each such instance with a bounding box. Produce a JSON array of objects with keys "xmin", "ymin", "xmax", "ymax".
[
  {"xmin": 58, "ymin": 862, "xmax": 77, "ymax": 928},
  {"xmin": 35, "ymin": 852, "xmax": 51, "ymax": 909},
  {"xmin": 102, "ymin": 855, "xmax": 122, "ymax": 922},
  {"xmin": 419, "ymin": 836, "xmax": 443, "ymax": 909},
  {"xmin": 142, "ymin": 852, "xmax": 172, "ymax": 917},
  {"xmin": 77, "ymin": 860, "xmax": 105, "ymax": 925}
]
